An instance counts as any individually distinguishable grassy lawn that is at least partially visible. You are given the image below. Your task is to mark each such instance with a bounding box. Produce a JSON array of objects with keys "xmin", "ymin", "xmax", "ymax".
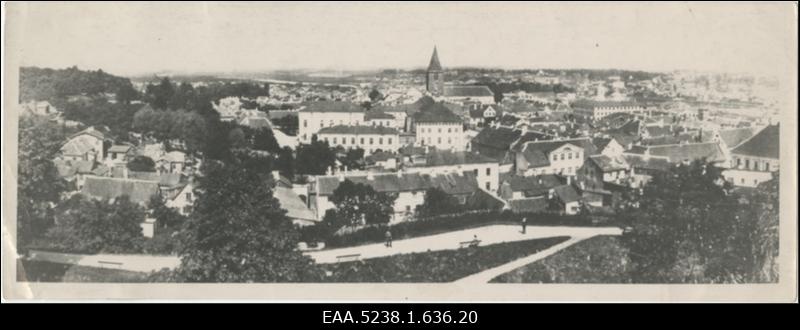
[
  {"xmin": 490, "ymin": 236, "xmax": 631, "ymax": 283},
  {"xmin": 317, "ymin": 236, "xmax": 570, "ymax": 282},
  {"xmin": 17, "ymin": 259, "xmax": 149, "ymax": 283}
]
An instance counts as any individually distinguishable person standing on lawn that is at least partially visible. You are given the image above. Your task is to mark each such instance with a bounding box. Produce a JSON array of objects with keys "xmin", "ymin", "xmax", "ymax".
[
  {"xmin": 521, "ymin": 217, "xmax": 527, "ymax": 234},
  {"xmin": 385, "ymin": 229, "xmax": 392, "ymax": 248}
]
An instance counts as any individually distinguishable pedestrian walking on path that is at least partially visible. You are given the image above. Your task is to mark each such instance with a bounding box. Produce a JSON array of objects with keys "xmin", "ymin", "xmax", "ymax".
[
  {"xmin": 521, "ymin": 217, "xmax": 527, "ymax": 234},
  {"xmin": 385, "ymin": 229, "xmax": 393, "ymax": 248}
]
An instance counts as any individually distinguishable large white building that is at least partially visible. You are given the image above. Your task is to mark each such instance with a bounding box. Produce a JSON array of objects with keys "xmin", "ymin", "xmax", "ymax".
[
  {"xmin": 413, "ymin": 103, "xmax": 466, "ymax": 151},
  {"xmin": 571, "ymin": 99, "xmax": 645, "ymax": 120},
  {"xmin": 317, "ymin": 125, "xmax": 401, "ymax": 155},
  {"xmin": 298, "ymin": 101, "xmax": 365, "ymax": 143}
]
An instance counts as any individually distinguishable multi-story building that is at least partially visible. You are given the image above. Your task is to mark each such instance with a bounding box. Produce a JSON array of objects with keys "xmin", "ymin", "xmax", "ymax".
[
  {"xmin": 317, "ymin": 125, "xmax": 401, "ymax": 155},
  {"xmin": 298, "ymin": 101, "xmax": 365, "ymax": 143},
  {"xmin": 571, "ymin": 99, "xmax": 645, "ymax": 120},
  {"xmin": 513, "ymin": 138, "xmax": 596, "ymax": 177},
  {"xmin": 723, "ymin": 124, "xmax": 779, "ymax": 187},
  {"xmin": 403, "ymin": 149, "xmax": 500, "ymax": 192},
  {"xmin": 414, "ymin": 103, "xmax": 466, "ymax": 151}
]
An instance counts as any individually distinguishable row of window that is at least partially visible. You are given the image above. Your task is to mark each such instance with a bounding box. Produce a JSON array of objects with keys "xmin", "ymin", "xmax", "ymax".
[
  {"xmin": 303, "ymin": 119, "xmax": 362, "ymax": 128},
  {"xmin": 422, "ymin": 137, "xmax": 457, "ymax": 145},
  {"xmin": 420, "ymin": 127, "xmax": 459, "ymax": 134},
  {"xmin": 552, "ymin": 152, "xmax": 582, "ymax": 162},
  {"xmin": 736, "ymin": 157, "xmax": 774, "ymax": 172},
  {"xmin": 325, "ymin": 136, "xmax": 394, "ymax": 146}
]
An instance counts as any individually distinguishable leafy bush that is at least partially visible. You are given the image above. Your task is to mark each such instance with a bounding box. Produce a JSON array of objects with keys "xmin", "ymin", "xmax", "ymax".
[{"xmin": 318, "ymin": 236, "xmax": 569, "ymax": 282}]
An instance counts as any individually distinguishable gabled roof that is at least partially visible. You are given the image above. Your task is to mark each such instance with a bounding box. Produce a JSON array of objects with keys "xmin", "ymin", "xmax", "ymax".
[
  {"xmin": 301, "ymin": 101, "xmax": 363, "ymax": 113},
  {"xmin": 81, "ymin": 176, "xmax": 160, "ymax": 204},
  {"xmin": 318, "ymin": 125, "xmax": 400, "ymax": 135},
  {"xmin": 443, "ymin": 85, "xmax": 495, "ymax": 98},
  {"xmin": 589, "ymin": 155, "xmax": 629, "ymax": 172},
  {"xmin": 274, "ymin": 186, "xmax": 316, "ymax": 222},
  {"xmin": 552, "ymin": 185, "xmax": 581, "ymax": 203},
  {"xmin": 571, "ymin": 99, "xmax": 643, "ymax": 109},
  {"xmin": 413, "ymin": 102, "xmax": 462, "ymax": 123},
  {"xmin": 630, "ymin": 142, "xmax": 726, "ymax": 163},
  {"xmin": 364, "ymin": 111, "xmax": 395, "ymax": 120},
  {"xmin": 239, "ymin": 116, "xmax": 271, "ymax": 129},
  {"xmin": 471, "ymin": 126, "xmax": 522, "ymax": 150},
  {"xmin": 717, "ymin": 128, "xmax": 755, "ymax": 148},
  {"xmin": 427, "ymin": 46, "xmax": 443, "ymax": 71},
  {"xmin": 416, "ymin": 150, "xmax": 497, "ymax": 167},
  {"xmin": 60, "ymin": 134, "xmax": 103, "ymax": 156},
  {"xmin": 68, "ymin": 126, "xmax": 109, "ymax": 141},
  {"xmin": 731, "ymin": 124, "xmax": 778, "ymax": 159},
  {"xmin": 518, "ymin": 138, "xmax": 595, "ymax": 168},
  {"xmin": 622, "ymin": 154, "xmax": 673, "ymax": 172},
  {"xmin": 373, "ymin": 96, "xmax": 436, "ymax": 116}
]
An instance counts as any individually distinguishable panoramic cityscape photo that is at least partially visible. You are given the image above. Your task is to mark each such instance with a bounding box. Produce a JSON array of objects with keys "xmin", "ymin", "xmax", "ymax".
[{"xmin": 4, "ymin": 2, "xmax": 795, "ymax": 299}]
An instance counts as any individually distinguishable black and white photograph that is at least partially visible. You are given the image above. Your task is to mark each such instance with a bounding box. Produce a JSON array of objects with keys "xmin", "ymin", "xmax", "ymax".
[{"xmin": 2, "ymin": 2, "xmax": 797, "ymax": 302}]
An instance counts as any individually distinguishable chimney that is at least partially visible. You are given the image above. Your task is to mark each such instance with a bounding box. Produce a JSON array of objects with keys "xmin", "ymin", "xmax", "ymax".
[
  {"xmin": 123, "ymin": 166, "xmax": 129, "ymax": 179},
  {"xmin": 396, "ymin": 168, "xmax": 403, "ymax": 178},
  {"xmin": 538, "ymin": 177, "xmax": 542, "ymax": 185},
  {"xmin": 567, "ymin": 175, "xmax": 572, "ymax": 185},
  {"xmin": 343, "ymin": 165, "xmax": 348, "ymax": 174},
  {"xmin": 272, "ymin": 170, "xmax": 281, "ymax": 182},
  {"xmin": 367, "ymin": 171, "xmax": 374, "ymax": 180}
]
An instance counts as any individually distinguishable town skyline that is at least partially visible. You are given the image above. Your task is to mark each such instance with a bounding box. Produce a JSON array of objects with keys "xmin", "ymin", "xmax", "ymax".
[{"xmin": 12, "ymin": 2, "xmax": 795, "ymax": 79}]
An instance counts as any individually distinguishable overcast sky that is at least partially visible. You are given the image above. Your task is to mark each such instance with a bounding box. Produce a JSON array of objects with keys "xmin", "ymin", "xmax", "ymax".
[{"xmin": 7, "ymin": 2, "xmax": 797, "ymax": 77}]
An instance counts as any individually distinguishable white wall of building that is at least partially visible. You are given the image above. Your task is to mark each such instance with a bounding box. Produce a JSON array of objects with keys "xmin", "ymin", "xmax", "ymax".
[
  {"xmin": 298, "ymin": 111, "xmax": 365, "ymax": 143},
  {"xmin": 416, "ymin": 122, "xmax": 465, "ymax": 151}
]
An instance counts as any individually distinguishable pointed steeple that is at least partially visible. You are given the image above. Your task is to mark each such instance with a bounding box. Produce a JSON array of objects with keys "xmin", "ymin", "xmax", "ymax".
[{"xmin": 427, "ymin": 46, "xmax": 443, "ymax": 71}]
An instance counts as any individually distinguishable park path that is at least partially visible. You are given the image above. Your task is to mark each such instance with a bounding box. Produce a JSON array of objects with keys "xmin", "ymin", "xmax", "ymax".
[
  {"xmin": 306, "ymin": 225, "xmax": 622, "ymax": 264},
  {"xmin": 452, "ymin": 236, "xmax": 589, "ymax": 284},
  {"xmin": 22, "ymin": 225, "xmax": 622, "ymax": 272}
]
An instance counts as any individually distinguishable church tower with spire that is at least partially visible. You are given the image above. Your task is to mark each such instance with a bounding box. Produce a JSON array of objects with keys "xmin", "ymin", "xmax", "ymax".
[{"xmin": 425, "ymin": 46, "xmax": 445, "ymax": 95}]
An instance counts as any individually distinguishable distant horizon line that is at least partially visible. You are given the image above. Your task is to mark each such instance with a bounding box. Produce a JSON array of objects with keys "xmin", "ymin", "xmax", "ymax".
[{"xmin": 20, "ymin": 64, "xmax": 774, "ymax": 80}]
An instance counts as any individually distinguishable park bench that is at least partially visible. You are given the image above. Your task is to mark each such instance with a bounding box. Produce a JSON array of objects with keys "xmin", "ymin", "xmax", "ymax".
[
  {"xmin": 335, "ymin": 253, "xmax": 361, "ymax": 262},
  {"xmin": 97, "ymin": 260, "xmax": 123, "ymax": 269},
  {"xmin": 458, "ymin": 240, "xmax": 481, "ymax": 248}
]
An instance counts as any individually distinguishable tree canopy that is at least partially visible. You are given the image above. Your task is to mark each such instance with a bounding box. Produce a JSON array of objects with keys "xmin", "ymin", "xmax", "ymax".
[
  {"xmin": 17, "ymin": 115, "xmax": 69, "ymax": 249},
  {"xmin": 47, "ymin": 195, "xmax": 146, "ymax": 254},
  {"xmin": 620, "ymin": 160, "xmax": 779, "ymax": 283},
  {"xmin": 171, "ymin": 160, "xmax": 320, "ymax": 282}
]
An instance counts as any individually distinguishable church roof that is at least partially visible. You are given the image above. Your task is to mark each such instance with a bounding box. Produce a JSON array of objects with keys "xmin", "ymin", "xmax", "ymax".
[{"xmin": 428, "ymin": 46, "xmax": 443, "ymax": 71}]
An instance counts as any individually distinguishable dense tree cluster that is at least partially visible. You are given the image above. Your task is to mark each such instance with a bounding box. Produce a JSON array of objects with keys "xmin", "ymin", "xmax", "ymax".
[
  {"xmin": 46, "ymin": 195, "xmax": 146, "ymax": 254},
  {"xmin": 143, "ymin": 77, "xmax": 269, "ymax": 112},
  {"xmin": 20, "ymin": 66, "xmax": 139, "ymax": 104},
  {"xmin": 326, "ymin": 180, "xmax": 397, "ymax": 228},
  {"xmin": 17, "ymin": 115, "xmax": 69, "ymax": 250},
  {"xmin": 620, "ymin": 161, "xmax": 779, "ymax": 283},
  {"xmin": 294, "ymin": 137, "xmax": 337, "ymax": 175},
  {"xmin": 164, "ymin": 160, "xmax": 320, "ymax": 282},
  {"xmin": 416, "ymin": 188, "xmax": 460, "ymax": 218},
  {"xmin": 132, "ymin": 106, "xmax": 208, "ymax": 153}
]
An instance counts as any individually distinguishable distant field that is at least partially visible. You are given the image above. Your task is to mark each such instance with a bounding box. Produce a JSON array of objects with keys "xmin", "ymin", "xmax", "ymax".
[
  {"xmin": 17, "ymin": 259, "xmax": 149, "ymax": 283},
  {"xmin": 490, "ymin": 236, "xmax": 631, "ymax": 283},
  {"xmin": 318, "ymin": 236, "xmax": 570, "ymax": 282}
]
